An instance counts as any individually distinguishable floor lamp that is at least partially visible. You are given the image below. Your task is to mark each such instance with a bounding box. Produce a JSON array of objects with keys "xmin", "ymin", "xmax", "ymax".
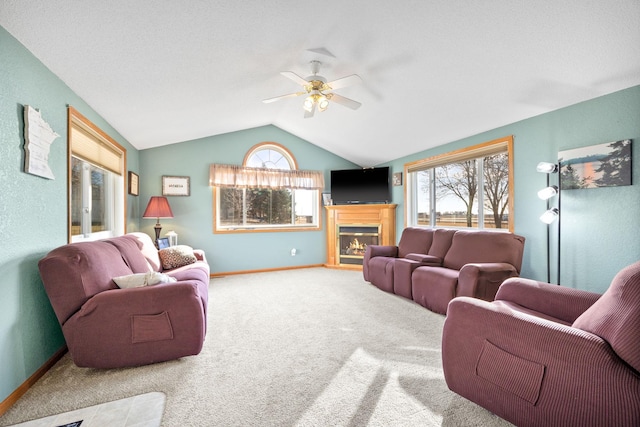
[
  {"xmin": 143, "ymin": 196, "xmax": 174, "ymax": 247},
  {"xmin": 537, "ymin": 161, "xmax": 560, "ymax": 284}
]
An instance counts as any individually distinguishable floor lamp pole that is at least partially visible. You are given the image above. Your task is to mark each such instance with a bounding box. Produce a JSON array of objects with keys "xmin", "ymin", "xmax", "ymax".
[
  {"xmin": 557, "ymin": 162, "xmax": 561, "ymax": 285},
  {"xmin": 545, "ymin": 173, "xmax": 551, "ymax": 284}
]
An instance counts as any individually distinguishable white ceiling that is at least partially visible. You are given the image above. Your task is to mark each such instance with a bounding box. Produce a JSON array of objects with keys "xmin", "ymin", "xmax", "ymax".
[{"xmin": 2, "ymin": 1, "xmax": 639, "ymax": 167}]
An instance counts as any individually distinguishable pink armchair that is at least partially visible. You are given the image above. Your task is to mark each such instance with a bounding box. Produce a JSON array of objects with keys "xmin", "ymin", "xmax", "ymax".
[{"xmin": 442, "ymin": 261, "xmax": 640, "ymax": 426}]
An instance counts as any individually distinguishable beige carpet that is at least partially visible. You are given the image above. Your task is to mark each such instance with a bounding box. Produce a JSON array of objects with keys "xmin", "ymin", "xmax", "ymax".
[{"xmin": 0, "ymin": 268, "xmax": 512, "ymax": 426}]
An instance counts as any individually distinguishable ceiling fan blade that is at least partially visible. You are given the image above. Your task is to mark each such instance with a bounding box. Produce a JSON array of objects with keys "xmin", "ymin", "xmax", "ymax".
[
  {"xmin": 280, "ymin": 71, "xmax": 310, "ymax": 87},
  {"xmin": 325, "ymin": 74, "xmax": 362, "ymax": 90},
  {"xmin": 304, "ymin": 103, "xmax": 316, "ymax": 119},
  {"xmin": 328, "ymin": 93, "xmax": 362, "ymax": 110},
  {"xmin": 262, "ymin": 91, "xmax": 306, "ymax": 103}
]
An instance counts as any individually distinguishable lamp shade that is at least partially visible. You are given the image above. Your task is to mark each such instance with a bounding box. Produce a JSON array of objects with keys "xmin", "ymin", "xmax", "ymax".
[
  {"xmin": 142, "ymin": 196, "xmax": 174, "ymax": 219},
  {"xmin": 538, "ymin": 185, "xmax": 559, "ymax": 200},
  {"xmin": 540, "ymin": 208, "xmax": 559, "ymax": 224},
  {"xmin": 536, "ymin": 161, "xmax": 559, "ymax": 174}
]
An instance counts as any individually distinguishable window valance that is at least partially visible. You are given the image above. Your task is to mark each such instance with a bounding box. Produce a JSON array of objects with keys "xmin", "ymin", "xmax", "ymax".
[{"xmin": 209, "ymin": 164, "xmax": 325, "ymax": 189}]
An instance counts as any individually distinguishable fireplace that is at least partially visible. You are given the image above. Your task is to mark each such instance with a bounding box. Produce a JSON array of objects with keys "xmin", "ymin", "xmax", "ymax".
[
  {"xmin": 325, "ymin": 204, "xmax": 396, "ymax": 270},
  {"xmin": 338, "ymin": 225, "xmax": 380, "ymax": 265}
]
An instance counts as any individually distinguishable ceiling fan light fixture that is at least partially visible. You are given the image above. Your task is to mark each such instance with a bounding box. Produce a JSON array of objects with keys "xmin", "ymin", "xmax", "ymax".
[
  {"xmin": 266, "ymin": 60, "xmax": 362, "ymax": 118},
  {"xmin": 303, "ymin": 96, "xmax": 315, "ymax": 112},
  {"xmin": 318, "ymin": 95, "xmax": 329, "ymax": 111}
]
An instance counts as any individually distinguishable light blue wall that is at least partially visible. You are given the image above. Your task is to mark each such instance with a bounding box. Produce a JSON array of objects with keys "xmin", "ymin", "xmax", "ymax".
[
  {"xmin": 0, "ymin": 27, "xmax": 140, "ymax": 403},
  {"xmin": 383, "ymin": 85, "xmax": 640, "ymax": 292},
  {"xmin": 139, "ymin": 125, "xmax": 358, "ymax": 274}
]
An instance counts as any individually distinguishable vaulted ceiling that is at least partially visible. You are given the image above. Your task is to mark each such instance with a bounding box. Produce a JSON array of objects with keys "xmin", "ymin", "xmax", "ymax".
[{"xmin": 2, "ymin": 1, "xmax": 639, "ymax": 166}]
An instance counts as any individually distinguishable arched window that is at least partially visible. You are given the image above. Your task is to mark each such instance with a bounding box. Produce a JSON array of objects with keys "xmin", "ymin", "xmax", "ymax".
[
  {"xmin": 244, "ymin": 143, "xmax": 297, "ymax": 170},
  {"xmin": 211, "ymin": 142, "xmax": 323, "ymax": 233}
]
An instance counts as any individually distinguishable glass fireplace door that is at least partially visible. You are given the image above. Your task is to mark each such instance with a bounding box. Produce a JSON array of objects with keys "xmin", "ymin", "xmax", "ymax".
[{"xmin": 337, "ymin": 225, "xmax": 381, "ymax": 266}]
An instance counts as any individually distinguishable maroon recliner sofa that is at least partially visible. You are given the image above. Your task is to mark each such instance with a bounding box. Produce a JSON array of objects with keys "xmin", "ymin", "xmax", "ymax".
[
  {"xmin": 38, "ymin": 232, "xmax": 210, "ymax": 368},
  {"xmin": 363, "ymin": 227, "xmax": 525, "ymax": 314},
  {"xmin": 363, "ymin": 227, "xmax": 452, "ymax": 293},
  {"xmin": 442, "ymin": 260, "xmax": 640, "ymax": 426}
]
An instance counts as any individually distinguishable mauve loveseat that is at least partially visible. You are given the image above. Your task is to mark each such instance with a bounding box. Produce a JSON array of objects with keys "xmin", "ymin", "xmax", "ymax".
[
  {"xmin": 442, "ymin": 260, "xmax": 640, "ymax": 426},
  {"xmin": 38, "ymin": 232, "xmax": 210, "ymax": 368},
  {"xmin": 363, "ymin": 227, "xmax": 525, "ymax": 314}
]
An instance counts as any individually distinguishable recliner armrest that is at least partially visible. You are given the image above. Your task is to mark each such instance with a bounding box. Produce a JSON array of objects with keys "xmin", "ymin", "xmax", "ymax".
[
  {"xmin": 457, "ymin": 262, "xmax": 519, "ymax": 301},
  {"xmin": 362, "ymin": 245, "xmax": 398, "ymax": 282},
  {"xmin": 495, "ymin": 278, "xmax": 602, "ymax": 324},
  {"xmin": 193, "ymin": 249, "xmax": 206, "ymax": 262},
  {"xmin": 366, "ymin": 245, "xmax": 398, "ymax": 258},
  {"xmin": 405, "ymin": 253, "xmax": 442, "ymax": 265},
  {"xmin": 77, "ymin": 281, "xmax": 204, "ymax": 318}
]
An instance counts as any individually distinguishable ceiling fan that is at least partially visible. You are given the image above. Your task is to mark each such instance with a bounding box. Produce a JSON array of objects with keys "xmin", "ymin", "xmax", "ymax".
[{"xmin": 263, "ymin": 60, "xmax": 362, "ymax": 118}]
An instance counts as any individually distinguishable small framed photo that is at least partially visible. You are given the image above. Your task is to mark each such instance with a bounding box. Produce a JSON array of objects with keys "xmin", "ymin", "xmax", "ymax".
[
  {"xmin": 128, "ymin": 171, "xmax": 139, "ymax": 196},
  {"xmin": 322, "ymin": 193, "xmax": 332, "ymax": 206},
  {"xmin": 392, "ymin": 172, "xmax": 403, "ymax": 186},
  {"xmin": 157, "ymin": 237, "xmax": 170, "ymax": 249},
  {"xmin": 162, "ymin": 176, "xmax": 190, "ymax": 196}
]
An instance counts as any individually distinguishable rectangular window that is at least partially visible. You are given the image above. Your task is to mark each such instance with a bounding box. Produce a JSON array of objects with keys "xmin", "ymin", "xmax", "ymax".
[
  {"xmin": 216, "ymin": 187, "xmax": 319, "ymax": 231},
  {"xmin": 68, "ymin": 107, "xmax": 126, "ymax": 242},
  {"xmin": 406, "ymin": 136, "xmax": 513, "ymax": 231},
  {"xmin": 70, "ymin": 157, "xmax": 118, "ymax": 237}
]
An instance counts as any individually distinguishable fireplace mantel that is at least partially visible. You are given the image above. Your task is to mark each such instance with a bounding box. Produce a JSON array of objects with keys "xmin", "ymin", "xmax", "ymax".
[{"xmin": 325, "ymin": 204, "xmax": 397, "ymax": 270}]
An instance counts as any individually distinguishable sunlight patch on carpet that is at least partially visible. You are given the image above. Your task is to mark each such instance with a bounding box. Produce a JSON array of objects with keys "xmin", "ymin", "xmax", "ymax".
[{"xmin": 295, "ymin": 347, "xmax": 444, "ymax": 426}]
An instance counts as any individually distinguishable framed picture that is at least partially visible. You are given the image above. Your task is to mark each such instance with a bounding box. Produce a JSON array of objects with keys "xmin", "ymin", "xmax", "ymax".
[
  {"xmin": 162, "ymin": 175, "xmax": 190, "ymax": 196},
  {"xmin": 392, "ymin": 172, "xmax": 403, "ymax": 186},
  {"xmin": 559, "ymin": 139, "xmax": 632, "ymax": 189},
  {"xmin": 322, "ymin": 193, "xmax": 332, "ymax": 206},
  {"xmin": 157, "ymin": 237, "xmax": 170, "ymax": 249},
  {"xmin": 128, "ymin": 171, "xmax": 139, "ymax": 196}
]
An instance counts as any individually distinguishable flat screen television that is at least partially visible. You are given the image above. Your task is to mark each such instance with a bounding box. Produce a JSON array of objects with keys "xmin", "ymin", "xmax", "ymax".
[{"xmin": 330, "ymin": 167, "xmax": 390, "ymax": 205}]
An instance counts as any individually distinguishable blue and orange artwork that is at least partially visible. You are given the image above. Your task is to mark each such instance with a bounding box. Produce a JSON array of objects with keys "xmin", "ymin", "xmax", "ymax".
[{"xmin": 559, "ymin": 139, "xmax": 632, "ymax": 190}]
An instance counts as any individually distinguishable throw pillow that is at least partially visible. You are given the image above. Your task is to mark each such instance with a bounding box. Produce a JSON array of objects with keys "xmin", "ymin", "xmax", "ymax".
[
  {"xmin": 158, "ymin": 245, "xmax": 197, "ymax": 270},
  {"xmin": 113, "ymin": 271, "xmax": 177, "ymax": 288},
  {"xmin": 146, "ymin": 271, "xmax": 178, "ymax": 285},
  {"xmin": 113, "ymin": 273, "xmax": 147, "ymax": 288}
]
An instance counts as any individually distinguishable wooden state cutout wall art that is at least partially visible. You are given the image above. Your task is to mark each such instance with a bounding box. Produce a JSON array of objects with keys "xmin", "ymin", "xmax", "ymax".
[{"xmin": 23, "ymin": 105, "xmax": 59, "ymax": 179}]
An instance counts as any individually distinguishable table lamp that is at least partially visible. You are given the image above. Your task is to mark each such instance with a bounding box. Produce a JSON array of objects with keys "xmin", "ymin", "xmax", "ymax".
[{"xmin": 142, "ymin": 196, "xmax": 174, "ymax": 245}]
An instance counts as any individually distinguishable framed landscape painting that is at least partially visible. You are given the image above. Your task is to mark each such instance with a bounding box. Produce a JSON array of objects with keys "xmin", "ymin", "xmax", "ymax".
[{"xmin": 559, "ymin": 139, "xmax": 631, "ymax": 190}]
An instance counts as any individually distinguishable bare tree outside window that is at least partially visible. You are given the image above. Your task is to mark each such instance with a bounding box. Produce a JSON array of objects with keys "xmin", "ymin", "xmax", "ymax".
[
  {"xmin": 219, "ymin": 188, "xmax": 244, "ymax": 226},
  {"xmin": 408, "ymin": 138, "xmax": 511, "ymax": 230},
  {"xmin": 435, "ymin": 161, "xmax": 478, "ymax": 228},
  {"xmin": 483, "ymin": 153, "xmax": 509, "ymax": 229}
]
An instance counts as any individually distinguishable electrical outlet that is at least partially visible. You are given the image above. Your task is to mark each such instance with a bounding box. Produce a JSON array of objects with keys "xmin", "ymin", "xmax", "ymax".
[{"xmin": 291, "ymin": 248, "xmax": 297, "ymax": 256}]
